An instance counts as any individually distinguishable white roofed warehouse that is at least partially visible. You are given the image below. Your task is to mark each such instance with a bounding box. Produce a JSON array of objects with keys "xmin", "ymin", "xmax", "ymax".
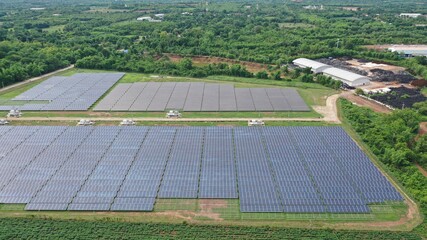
[
  {"xmin": 322, "ymin": 67, "xmax": 371, "ymax": 87},
  {"xmin": 292, "ymin": 58, "xmax": 332, "ymax": 73}
]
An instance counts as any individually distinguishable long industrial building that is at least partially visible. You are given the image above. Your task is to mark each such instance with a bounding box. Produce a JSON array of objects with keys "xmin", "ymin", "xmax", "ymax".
[
  {"xmin": 322, "ymin": 67, "xmax": 371, "ymax": 87},
  {"xmin": 292, "ymin": 58, "xmax": 371, "ymax": 87},
  {"xmin": 292, "ymin": 58, "xmax": 331, "ymax": 73}
]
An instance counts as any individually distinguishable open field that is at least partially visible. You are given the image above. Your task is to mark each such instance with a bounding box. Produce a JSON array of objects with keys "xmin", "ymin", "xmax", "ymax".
[{"xmin": 166, "ymin": 54, "xmax": 274, "ymax": 73}]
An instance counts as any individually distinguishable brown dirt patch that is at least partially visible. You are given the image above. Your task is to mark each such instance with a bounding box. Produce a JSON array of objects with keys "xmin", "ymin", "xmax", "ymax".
[
  {"xmin": 312, "ymin": 93, "xmax": 341, "ymax": 123},
  {"xmin": 346, "ymin": 59, "xmax": 406, "ymax": 73},
  {"xmin": 165, "ymin": 54, "xmax": 272, "ymax": 73},
  {"xmin": 154, "ymin": 200, "xmax": 227, "ymax": 222},
  {"xmin": 415, "ymin": 163, "xmax": 427, "ymax": 177},
  {"xmin": 419, "ymin": 122, "xmax": 427, "ymax": 136},
  {"xmin": 341, "ymin": 92, "xmax": 392, "ymax": 114}
]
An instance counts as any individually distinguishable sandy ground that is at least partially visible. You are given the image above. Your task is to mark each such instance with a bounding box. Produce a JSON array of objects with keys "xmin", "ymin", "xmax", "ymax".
[
  {"xmin": 0, "ymin": 65, "xmax": 74, "ymax": 93},
  {"xmin": 340, "ymin": 91, "xmax": 392, "ymax": 114},
  {"xmin": 312, "ymin": 94, "xmax": 341, "ymax": 123},
  {"xmin": 346, "ymin": 59, "xmax": 406, "ymax": 73}
]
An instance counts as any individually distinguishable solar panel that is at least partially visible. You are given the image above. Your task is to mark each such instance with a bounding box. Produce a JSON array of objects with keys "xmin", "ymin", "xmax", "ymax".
[
  {"xmin": 3, "ymin": 73, "xmax": 124, "ymax": 111},
  {"xmin": 183, "ymin": 83, "xmax": 204, "ymax": 111},
  {"xmin": 166, "ymin": 82, "xmax": 190, "ymax": 110},
  {"xmin": 235, "ymin": 88, "xmax": 256, "ymax": 111},
  {"xmin": 147, "ymin": 82, "xmax": 176, "ymax": 111},
  {"xmin": 129, "ymin": 82, "xmax": 162, "ymax": 111},
  {"xmin": 201, "ymin": 84, "xmax": 219, "ymax": 111},
  {"xmin": 0, "ymin": 126, "xmax": 403, "ymax": 213}
]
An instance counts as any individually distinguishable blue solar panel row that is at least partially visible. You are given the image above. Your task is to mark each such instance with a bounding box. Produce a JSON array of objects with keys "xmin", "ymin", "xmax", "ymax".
[
  {"xmin": 0, "ymin": 126, "xmax": 403, "ymax": 213},
  {"xmin": 158, "ymin": 127, "xmax": 204, "ymax": 198},
  {"xmin": 0, "ymin": 73, "xmax": 124, "ymax": 111},
  {"xmin": 199, "ymin": 127, "xmax": 238, "ymax": 199},
  {"xmin": 235, "ymin": 128, "xmax": 283, "ymax": 212},
  {"xmin": 262, "ymin": 127, "xmax": 326, "ymax": 212}
]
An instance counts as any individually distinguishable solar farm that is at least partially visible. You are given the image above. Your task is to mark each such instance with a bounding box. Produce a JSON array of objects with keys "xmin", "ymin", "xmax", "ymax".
[
  {"xmin": 94, "ymin": 82, "xmax": 309, "ymax": 112},
  {"xmin": 0, "ymin": 73, "xmax": 124, "ymax": 111},
  {"xmin": 0, "ymin": 126, "xmax": 402, "ymax": 215}
]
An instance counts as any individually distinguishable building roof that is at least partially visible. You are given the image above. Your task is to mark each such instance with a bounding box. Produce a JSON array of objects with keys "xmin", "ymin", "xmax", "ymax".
[
  {"xmin": 322, "ymin": 67, "xmax": 371, "ymax": 82},
  {"xmin": 292, "ymin": 58, "xmax": 331, "ymax": 71}
]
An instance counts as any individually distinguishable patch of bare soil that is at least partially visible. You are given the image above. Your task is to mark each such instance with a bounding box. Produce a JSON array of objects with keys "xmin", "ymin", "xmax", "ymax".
[
  {"xmin": 312, "ymin": 94, "xmax": 341, "ymax": 123},
  {"xmin": 415, "ymin": 163, "xmax": 427, "ymax": 177},
  {"xmin": 341, "ymin": 92, "xmax": 392, "ymax": 114},
  {"xmin": 154, "ymin": 200, "xmax": 227, "ymax": 222},
  {"xmin": 419, "ymin": 122, "xmax": 427, "ymax": 136},
  {"xmin": 165, "ymin": 54, "xmax": 272, "ymax": 73},
  {"xmin": 347, "ymin": 59, "xmax": 406, "ymax": 73}
]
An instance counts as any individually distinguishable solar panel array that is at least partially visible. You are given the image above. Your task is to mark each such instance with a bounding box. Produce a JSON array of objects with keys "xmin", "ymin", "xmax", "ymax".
[
  {"xmin": 94, "ymin": 82, "xmax": 309, "ymax": 112},
  {"xmin": 0, "ymin": 73, "xmax": 124, "ymax": 111},
  {"xmin": 0, "ymin": 126, "xmax": 402, "ymax": 213}
]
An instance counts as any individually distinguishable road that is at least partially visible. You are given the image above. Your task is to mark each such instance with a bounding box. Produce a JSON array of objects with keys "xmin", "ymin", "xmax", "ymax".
[
  {"xmin": 0, "ymin": 65, "xmax": 75, "ymax": 93},
  {"xmin": 340, "ymin": 91, "xmax": 392, "ymax": 114},
  {"xmin": 9, "ymin": 117, "xmax": 325, "ymax": 122}
]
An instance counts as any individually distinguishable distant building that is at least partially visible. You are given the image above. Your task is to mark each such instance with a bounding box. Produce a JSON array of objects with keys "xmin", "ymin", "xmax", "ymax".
[
  {"xmin": 292, "ymin": 58, "xmax": 332, "ymax": 73},
  {"xmin": 388, "ymin": 45, "xmax": 427, "ymax": 57},
  {"xmin": 342, "ymin": 7, "xmax": 360, "ymax": 11},
  {"xmin": 303, "ymin": 5, "xmax": 324, "ymax": 10},
  {"xmin": 30, "ymin": 8, "xmax": 46, "ymax": 11},
  {"xmin": 293, "ymin": 58, "xmax": 371, "ymax": 87},
  {"xmin": 154, "ymin": 14, "xmax": 165, "ymax": 18},
  {"xmin": 322, "ymin": 67, "xmax": 371, "ymax": 87},
  {"xmin": 400, "ymin": 13, "xmax": 422, "ymax": 18},
  {"xmin": 137, "ymin": 16, "xmax": 152, "ymax": 21}
]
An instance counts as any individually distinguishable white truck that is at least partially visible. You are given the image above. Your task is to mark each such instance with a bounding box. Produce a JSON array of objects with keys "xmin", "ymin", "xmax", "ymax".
[
  {"xmin": 248, "ymin": 119, "xmax": 265, "ymax": 126},
  {"xmin": 166, "ymin": 110, "xmax": 182, "ymax": 118},
  {"xmin": 0, "ymin": 119, "xmax": 9, "ymax": 125},
  {"xmin": 77, "ymin": 119, "xmax": 95, "ymax": 126},
  {"xmin": 120, "ymin": 119, "xmax": 136, "ymax": 126},
  {"xmin": 7, "ymin": 109, "xmax": 22, "ymax": 118}
]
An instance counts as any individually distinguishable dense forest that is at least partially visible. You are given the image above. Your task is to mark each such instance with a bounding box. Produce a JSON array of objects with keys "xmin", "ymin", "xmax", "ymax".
[{"xmin": 0, "ymin": 0, "xmax": 426, "ymax": 87}]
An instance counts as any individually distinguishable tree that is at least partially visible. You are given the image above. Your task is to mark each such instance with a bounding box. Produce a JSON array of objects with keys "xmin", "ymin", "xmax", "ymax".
[
  {"xmin": 178, "ymin": 58, "xmax": 193, "ymax": 71},
  {"xmin": 272, "ymin": 71, "xmax": 281, "ymax": 80},
  {"xmin": 255, "ymin": 71, "xmax": 269, "ymax": 79},
  {"xmin": 355, "ymin": 88, "xmax": 364, "ymax": 95}
]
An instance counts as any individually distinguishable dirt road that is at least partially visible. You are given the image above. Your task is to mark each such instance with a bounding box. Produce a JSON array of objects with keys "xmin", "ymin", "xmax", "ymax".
[
  {"xmin": 312, "ymin": 94, "xmax": 341, "ymax": 124},
  {"xmin": 340, "ymin": 91, "xmax": 392, "ymax": 114},
  {"xmin": 9, "ymin": 117, "xmax": 325, "ymax": 122},
  {"xmin": 0, "ymin": 65, "xmax": 75, "ymax": 93}
]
